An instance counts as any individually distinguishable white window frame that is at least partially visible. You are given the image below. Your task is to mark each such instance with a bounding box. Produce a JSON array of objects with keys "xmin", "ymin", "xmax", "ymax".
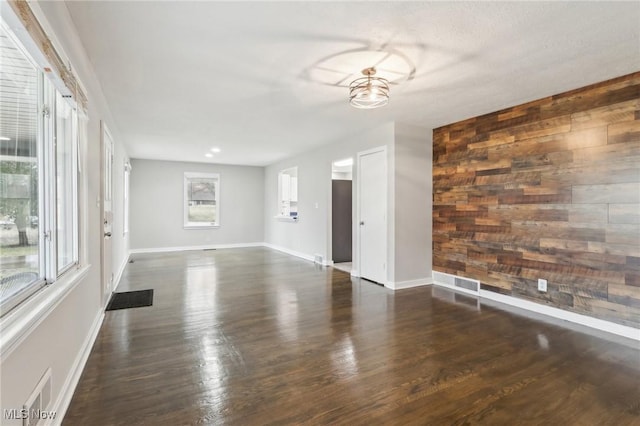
[
  {"xmin": 52, "ymin": 88, "xmax": 79, "ymax": 277},
  {"xmin": 0, "ymin": 19, "xmax": 80, "ymax": 317},
  {"xmin": 183, "ymin": 172, "xmax": 220, "ymax": 228},
  {"xmin": 276, "ymin": 166, "xmax": 298, "ymax": 221}
]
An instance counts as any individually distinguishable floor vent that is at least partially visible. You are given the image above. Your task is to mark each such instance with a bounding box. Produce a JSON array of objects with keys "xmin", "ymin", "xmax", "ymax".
[
  {"xmin": 455, "ymin": 276, "xmax": 480, "ymax": 293},
  {"xmin": 433, "ymin": 271, "xmax": 480, "ymax": 295},
  {"xmin": 23, "ymin": 368, "xmax": 52, "ymax": 426}
]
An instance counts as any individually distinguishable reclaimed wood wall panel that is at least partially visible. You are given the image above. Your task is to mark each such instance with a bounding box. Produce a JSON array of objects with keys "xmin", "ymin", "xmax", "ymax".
[{"xmin": 433, "ymin": 72, "xmax": 640, "ymax": 328}]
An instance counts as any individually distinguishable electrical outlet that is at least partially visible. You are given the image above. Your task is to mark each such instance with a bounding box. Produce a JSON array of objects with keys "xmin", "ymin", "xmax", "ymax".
[{"xmin": 538, "ymin": 278, "xmax": 547, "ymax": 292}]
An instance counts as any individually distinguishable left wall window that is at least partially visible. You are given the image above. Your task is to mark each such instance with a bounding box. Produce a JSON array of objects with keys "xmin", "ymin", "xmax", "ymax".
[
  {"xmin": 55, "ymin": 91, "xmax": 78, "ymax": 274},
  {"xmin": 0, "ymin": 19, "xmax": 79, "ymax": 316}
]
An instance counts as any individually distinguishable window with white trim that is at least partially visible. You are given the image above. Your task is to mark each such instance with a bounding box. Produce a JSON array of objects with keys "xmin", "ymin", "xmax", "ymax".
[
  {"xmin": 184, "ymin": 172, "xmax": 219, "ymax": 228},
  {"xmin": 55, "ymin": 91, "xmax": 78, "ymax": 274},
  {"xmin": 277, "ymin": 167, "xmax": 298, "ymax": 219},
  {"xmin": 0, "ymin": 20, "xmax": 79, "ymax": 316}
]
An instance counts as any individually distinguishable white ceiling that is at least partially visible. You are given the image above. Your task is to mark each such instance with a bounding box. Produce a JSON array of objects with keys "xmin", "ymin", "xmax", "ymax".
[{"xmin": 64, "ymin": 1, "xmax": 640, "ymax": 166}]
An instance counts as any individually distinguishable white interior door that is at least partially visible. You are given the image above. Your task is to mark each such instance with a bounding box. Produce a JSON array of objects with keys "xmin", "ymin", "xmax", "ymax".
[
  {"xmin": 358, "ymin": 147, "xmax": 387, "ymax": 284},
  {"xmin": 101, "ymin": 122, "xmax": 114, "ymax": 305}
]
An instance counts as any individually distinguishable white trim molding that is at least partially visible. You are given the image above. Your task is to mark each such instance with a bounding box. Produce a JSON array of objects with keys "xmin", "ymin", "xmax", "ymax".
[
  {"xmin": 263, "ymin": 243, "xmax": 315, "ymax": 263},
  {"xmin": 112, "ymin": 253, "xmax": 130, "ymax": 292},
  {"xmin": 479, "ymin": 289, "xmax": 640, "ymax": 342},
  {"xmin": 432, "ymin": 270, "xmax": 640, "ymax": 342},
  {"xmin": 0, "ymin": 265, "xmax": 91, "ymax": 360},
  {"xmin": 385, "ymin": 277, "xmax": 433, "ymax": 290},
  {"xmin": 130, "ymin": 243, "xmax": 335, "ymax": 266},
  {"xmin": 52, "ymin": 310, "xmax": 104, "ymax": 424},
  {"xmin": 129, "ymin": 242, "xmax": 263, "ymax": 255},
  {"xmin": 274, "ymin": 215, "xmax": 298, "ymax": 222}
]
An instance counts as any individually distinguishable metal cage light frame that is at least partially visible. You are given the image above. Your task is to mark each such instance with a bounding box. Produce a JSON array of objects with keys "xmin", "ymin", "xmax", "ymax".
[{"xmin": 349, "ymin": 67, "xmax": 390, "ymax": 109}]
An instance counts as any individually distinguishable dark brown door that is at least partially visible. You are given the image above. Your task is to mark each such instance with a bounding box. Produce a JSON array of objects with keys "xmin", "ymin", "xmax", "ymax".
[{"xmin": 332, "ymin": 180, "xmax": 352, "ymax": 263}]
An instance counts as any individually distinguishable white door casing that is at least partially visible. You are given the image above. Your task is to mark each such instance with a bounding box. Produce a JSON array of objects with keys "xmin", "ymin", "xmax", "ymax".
[
  {"xmin": 357, "ymin": 146, "xmax": 387, "ymax": 284},
  {"xmin": 101, "ymin": 122, "xmax": 114, "ymax": 306}
]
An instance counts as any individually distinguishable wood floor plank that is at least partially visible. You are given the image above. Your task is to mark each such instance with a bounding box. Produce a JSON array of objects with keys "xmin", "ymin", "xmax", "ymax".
[{"xmin": 63, "ymin": 248, "xmax": 640, "ymax": 425}]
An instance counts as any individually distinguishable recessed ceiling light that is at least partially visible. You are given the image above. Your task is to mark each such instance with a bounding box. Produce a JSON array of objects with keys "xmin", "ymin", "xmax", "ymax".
[
  {"xmin": 205, "ymin": 153, "xmax": 213, "ymax": 158},
  {"xmin": 333, "ymin": 158, "xmax": 353, "ymax": 167},
  {"xmin": 211, "ymin": 147, "xmax": 221, "ymax": 153},
  {"xmin": 0, "ymin": 136, "xmax": 10, "ymax": 141}
]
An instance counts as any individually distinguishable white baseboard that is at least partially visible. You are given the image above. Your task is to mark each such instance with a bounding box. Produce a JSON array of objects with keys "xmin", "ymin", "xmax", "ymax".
[
  {"xmin": 112, "ymin": 253, "xmax": 129, "ymax": 292},
  {"xmin": 264, "ymin": 244, "xmax": 333, "ymax": 266},
  {"xmin": 432, "ymin": 271, "xmax": 640, "ymax": 342},
  {"xmin": 386, "ymin": 277, "xmax": 433, "ymax": 290},
  {"xmin": 479, "ymin": 289, "xmax": 640, "ymax": 341},
  {"xmin": 262, "ymin": 243, "xmax": 316, "ymax": 263},
  {"xmin": 350, "ymin": 269, "xmax": 359, "ymax": 278},
  {"xmin": 130, "ymin": 243, "xmax": 335, "ymax": 267},
  {"xmin": 129, "ymin": 242, "xmax": 263, "ymax": 255},
  {"xmin": 52, "ymin": 310, "xmax": 104, "ymax": 425}
]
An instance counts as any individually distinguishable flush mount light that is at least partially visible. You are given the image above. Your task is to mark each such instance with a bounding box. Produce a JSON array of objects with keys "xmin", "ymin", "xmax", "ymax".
[
  {"xmin": 210, "ymin": 147, "xmax": 221, "ymax": 153},
  {"xmin": 349, "ymin": 67, "xmax": 389, "ymax": 109},
  {"xmin": 205, "ymin": 153, "xmax": 213, "ymax": 158},
  {"xmin": 0, "ymin": 136, "xmax": 10, "ymax": 141}
]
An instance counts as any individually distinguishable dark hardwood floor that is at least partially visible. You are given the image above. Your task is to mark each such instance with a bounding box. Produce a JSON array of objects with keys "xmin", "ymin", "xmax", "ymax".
[{"xmin": 64, "ymin": 248, "xmax": 640, "ymax": 425}]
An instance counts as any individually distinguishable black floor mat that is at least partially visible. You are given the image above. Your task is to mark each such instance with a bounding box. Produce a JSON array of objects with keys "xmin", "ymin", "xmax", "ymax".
[{"xmin": 106, "ymin": 289, "xmax": 154, "ymax": 311}]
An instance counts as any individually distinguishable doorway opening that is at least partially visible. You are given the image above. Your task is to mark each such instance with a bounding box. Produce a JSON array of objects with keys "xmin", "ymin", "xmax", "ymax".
[{"xmin": 331, "ymin": 157, "xmax": 353, "ymax": 273}]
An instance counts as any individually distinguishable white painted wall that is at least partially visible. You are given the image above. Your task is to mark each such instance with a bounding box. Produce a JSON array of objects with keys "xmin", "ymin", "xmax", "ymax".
[
  {"xmin": 0, "ymin": 2, "xmax": 129, "ymax": 423},
  {"xmin": 129, "ymin": 159, "xmax": 264, "ymax": 251},
  {"xmin": 331, "ymin": 171, "xmax": 352, "ymax": 180},
  {"xmin": 392, "ymin": 123, "xmax": 432, "ymax": 284},
  {"xmin": 264, "ymin": 122, "xmax": 433, "ymax": 288},
  {"xmin": 264, "ymin": 123, "xmax": 395, "ymax": 270}
]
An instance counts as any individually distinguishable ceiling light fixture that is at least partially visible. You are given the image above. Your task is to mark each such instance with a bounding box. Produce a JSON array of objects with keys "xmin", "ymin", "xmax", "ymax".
[
  {"xmin": 205, "ymin": 153, "xmax": 213, "ymax": 158},
  {"xmin": 211, "ymin": 147, "xmax": 221, "ymax": 153},
  {"xmin": 349, "ymin": 67, "xmax": 389, "ymax": 109}
]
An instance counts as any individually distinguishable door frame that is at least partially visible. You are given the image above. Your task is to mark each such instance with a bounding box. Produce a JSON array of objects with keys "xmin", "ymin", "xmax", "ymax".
[
  {"xmin": 356, "ymin": 145, "xmax": 388, "ymax": 284},
  {"xmin": 100, "ymin": 121, "xmax": 114, "ymax": 308},
  {"xmin": 329, "ymin": 160, "xmax": 354, "ymax": 266}
]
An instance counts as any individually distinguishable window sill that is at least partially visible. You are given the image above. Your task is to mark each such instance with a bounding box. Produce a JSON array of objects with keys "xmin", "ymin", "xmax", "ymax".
[
  {"xmin": 0, "ymin": 264, "xmax": 91, "ymax": 359},
  {"xmin": 275, "ymin": 215, "xmax": 298, "ymax": 222},
  {"xmin": 184, "ymin": 224, "xmax": 220, "ymax": 229}
]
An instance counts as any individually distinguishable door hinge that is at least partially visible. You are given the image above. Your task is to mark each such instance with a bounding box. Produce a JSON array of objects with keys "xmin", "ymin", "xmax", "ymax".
[
  {"xmin": 43, "ymin": 230, "xmax": 51, "ymax": 241},
  {"xmin": 42, "ymin": 104, "xmax": 51, "ymax": 118}
]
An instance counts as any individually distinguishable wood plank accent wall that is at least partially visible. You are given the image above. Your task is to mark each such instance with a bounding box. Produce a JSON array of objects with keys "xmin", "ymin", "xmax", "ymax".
[{"xmin": 433, "ymin": 72, "xmax": 640, "ymax": 328}]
